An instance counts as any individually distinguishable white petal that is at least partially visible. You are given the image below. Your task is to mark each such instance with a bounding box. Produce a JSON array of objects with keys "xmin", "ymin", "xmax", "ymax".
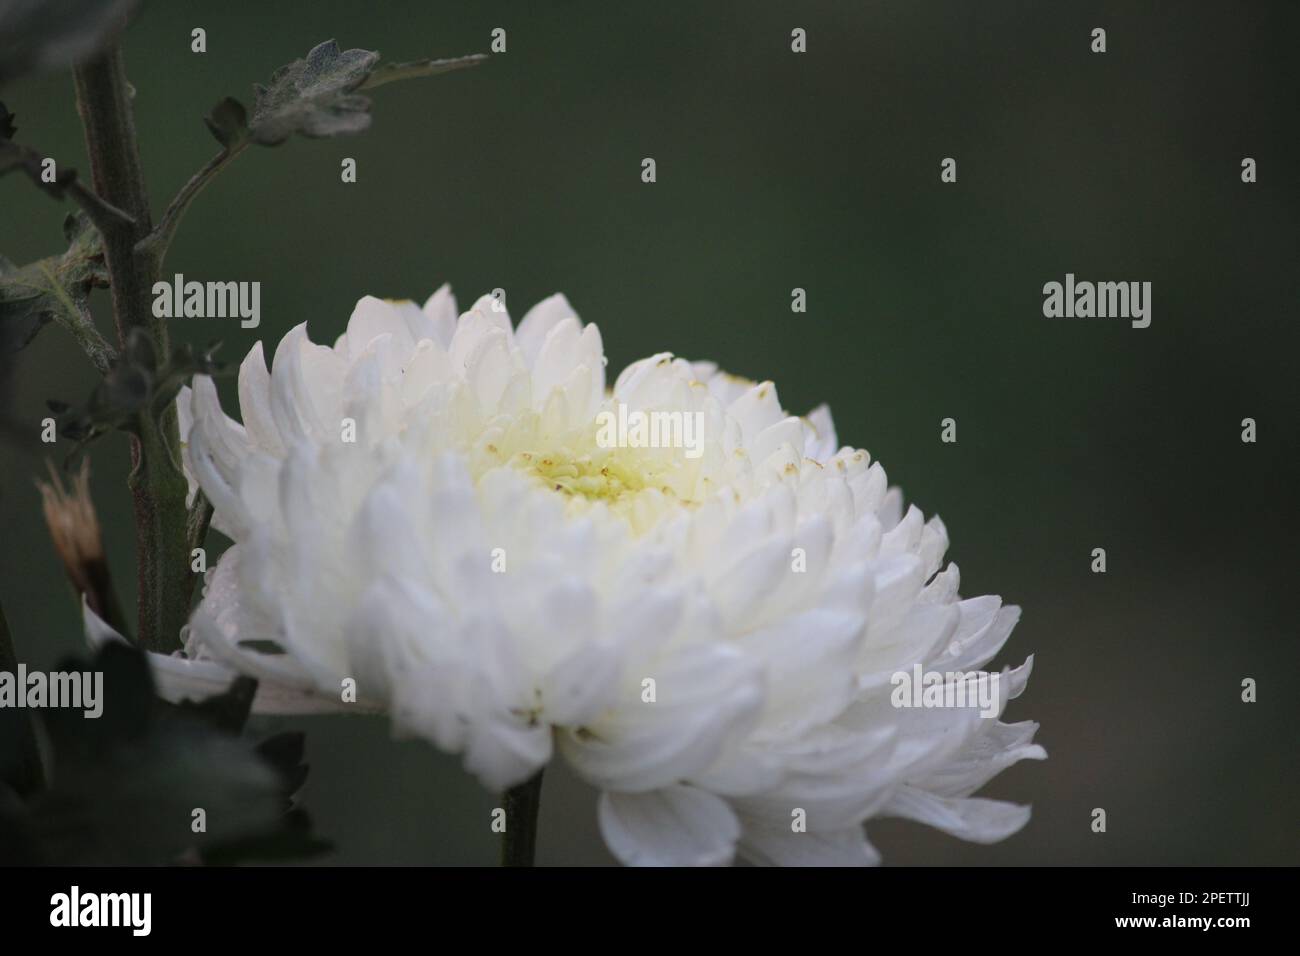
[
  {"xmin": 237, "ymin": 341, "xmax": 285, "ymax": 454},
  {"xmin": 559, "ymin": 645, "xmax": 764, "ymax": 792},
  {"xmin": 531, "ymin": 317, "xmax": 583, "ymax": 405},
  {"xmin": 345, "ymin": 295, "xmax": 414, "ymax": 358},
  {"xmin": 541, "ymin": 639, "xmax": 621, "ymax": 726},
  {"xmin": 515, "ymin": 292, "xmax": 578, "ymax": 367},
  {"xmin": 598, "ymin": 786, "xmax": 740, "ymax": 866},
  {"xmin": 883, "ymin": 786, "xmax": 1034, "ymax": 843},
  {"xmin": 726, "ymin": 381, "xmax": 784, "ymax": 444},
  {"xmin": 803, "ymin": 403, "xmax": 838, "ymax": 461},
  {"xmin": 82, "ymin": 598, "xmax": 352, "ymax": 715},
  {"xmin": 463, "ymin": 713, "xmax": 553, "ymax": 792},
  {"xmin": 740, "ymin": 825, "xmax": 880, "ymax": 867},
  {"xmin": 421, "ymin": 283, "xmax": 458, "ymax": 346}
]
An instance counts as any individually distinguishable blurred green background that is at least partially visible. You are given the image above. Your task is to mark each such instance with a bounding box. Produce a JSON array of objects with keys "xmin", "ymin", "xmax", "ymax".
[{"xmin": 2, "ymin": 0, "xmax": 1297, "ymax": 865}]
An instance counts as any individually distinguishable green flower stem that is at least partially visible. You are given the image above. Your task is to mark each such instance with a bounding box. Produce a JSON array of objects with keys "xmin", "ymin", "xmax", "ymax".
[
  {"xmin": 73, "ymin": 44, "xmax": 188, "ymax": 653},
  {"xmin": 500, "ymin": 770, "xmax": 544, "ymax": 867}
]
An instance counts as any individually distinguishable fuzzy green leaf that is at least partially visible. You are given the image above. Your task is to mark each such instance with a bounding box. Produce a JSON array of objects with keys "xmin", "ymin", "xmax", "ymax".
[
  {"xmin": 216, "ymin": 39, "xmax": 486, "ymax": 148},
  {"xmin": 248, "ymin": 40, "xmax": 379, "ymax": 145},
  {"xmin": 0, "ymin": 212, "xmax": 111, "ymax": 364}
]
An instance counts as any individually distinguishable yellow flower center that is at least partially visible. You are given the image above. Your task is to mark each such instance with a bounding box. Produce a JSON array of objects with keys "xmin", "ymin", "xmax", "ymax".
[{"xmin": 502, "ymin": 435, "xmax": 706, "ymax": 534}]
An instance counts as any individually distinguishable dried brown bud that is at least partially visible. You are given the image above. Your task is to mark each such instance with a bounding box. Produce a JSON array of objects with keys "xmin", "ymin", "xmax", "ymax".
[{"xmin": 36, "ymin": 459, "xmax": 127, "ymax": 634}]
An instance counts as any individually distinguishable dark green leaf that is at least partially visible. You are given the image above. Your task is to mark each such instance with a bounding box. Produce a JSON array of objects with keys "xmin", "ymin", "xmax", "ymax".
[
  {"xmin": 175, "ymin": 675, "xmax": 258, "ymax": 735},
  {"xmin": 255, "ymin": 732, "xmax": 310, "ymax": 808},
  {"xmin": 200, "ymin": 807, "xmax": 331, "ymax": 865},
  {"xmin": 0, "ymin": 211, "xmax": 109, "ymax": 360},
  {"xmin": 50, "ymin": 329, "xmax": 226, "ymax": 453},
  {"xmin": 204, "ymin": 96, "xmax": 249, "ymax": 149},
  {"xmin": 0, "ymin": 641, "xmax": 331, "ymax": 865}
]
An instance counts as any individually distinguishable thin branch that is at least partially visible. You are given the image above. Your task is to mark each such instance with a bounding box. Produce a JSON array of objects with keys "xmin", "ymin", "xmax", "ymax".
[
  {"xmin": 140, "ymin": 143, "xmax": 247, "ymax": 267},
  {"xmin": 63, "ymin": 175, "xmax": 135, "ymax": 233},
  {"xmin": 138, "ymin": 47, "xmax": 489, "ymax": 263},
  {"xmin": 0, "ymin": 141, "xmax": 136, "ymax": 234}
]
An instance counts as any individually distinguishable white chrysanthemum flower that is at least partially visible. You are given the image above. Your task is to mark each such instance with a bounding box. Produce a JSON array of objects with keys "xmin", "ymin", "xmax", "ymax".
[{"xmin": 87, "ymin": 286, "xmax": 1045, "ymax": 866}]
